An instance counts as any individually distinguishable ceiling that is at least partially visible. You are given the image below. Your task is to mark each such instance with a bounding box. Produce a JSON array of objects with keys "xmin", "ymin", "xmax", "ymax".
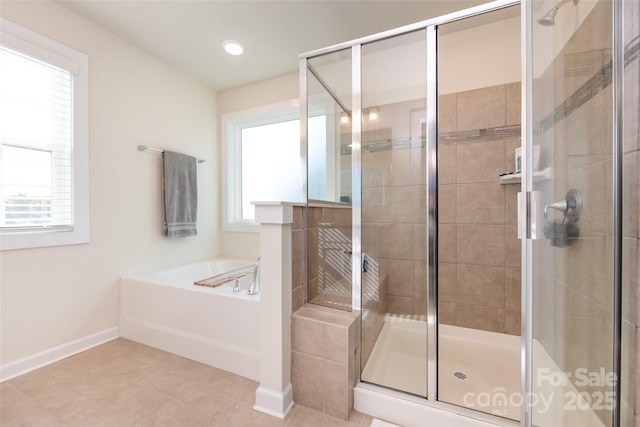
[{"xmin": 57, "ymin": 0, "xmax": 492, "ymax": 91}]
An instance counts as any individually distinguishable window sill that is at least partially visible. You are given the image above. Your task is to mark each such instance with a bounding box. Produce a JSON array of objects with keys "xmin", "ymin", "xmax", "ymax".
[
  {"xmin": 1, "ymin": 225, "xmax": 73, "ymax": 234},
  {"xmin": 0, "ymin": 225, "xmax": 89, "ymax": 251},
  {"xmin": 223, "ymin": 221, "xmax": 260, "ymax": 233}
]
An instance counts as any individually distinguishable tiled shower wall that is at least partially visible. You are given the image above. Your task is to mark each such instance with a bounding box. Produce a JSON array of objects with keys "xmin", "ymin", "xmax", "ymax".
[
  {"xmin": 438, "ymin": 82, "xmax": 522, "ymax": 335},
  {"xmin": 306, "ymin": 205, "xmax": 352, "ymax": 308},
  {"xmin": 361, "ymin": 99, "xmax": 428, "ymax": 319},
  {"xmin": 358, "ymin": 83, "xmax": 522, "ymax": 336},
  {"xmin": 292, "ymin": 206, "xmax": 306, "ymax": 313},
  {"xmin": 304, "ymin": 204, "xmax": 390, "ymax": 368},
  {"xmin": 359, "ymin": 99, "xmax": 426, "ymax": 365},
  {"xmin": 292, "ymin": 205, "xmax": 359, "ymax": 420}
]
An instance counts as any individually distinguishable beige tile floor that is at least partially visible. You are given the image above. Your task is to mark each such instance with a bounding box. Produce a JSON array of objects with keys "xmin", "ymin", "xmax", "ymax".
[{"xmin": 1, "ymin": 338, "xmax": 374, "ymax": 426}]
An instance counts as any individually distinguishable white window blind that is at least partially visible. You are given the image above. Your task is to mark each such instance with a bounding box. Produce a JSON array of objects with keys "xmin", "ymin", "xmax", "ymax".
[
  {"xmin": 0, "ymin": 46, "xmax": 74, "ymax": 230},
  {"xmin": 0, "ymin": 18, "xmax": 89, "ymax": 250}
]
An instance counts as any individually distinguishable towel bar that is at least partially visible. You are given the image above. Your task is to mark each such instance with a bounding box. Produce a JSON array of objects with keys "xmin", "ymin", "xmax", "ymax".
[{"xmin": 137, "ymin": 145, "xmax": 205, "ymax": 163}]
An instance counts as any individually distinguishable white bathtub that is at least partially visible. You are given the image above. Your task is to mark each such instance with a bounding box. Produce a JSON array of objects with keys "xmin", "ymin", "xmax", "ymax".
[{"xmin": 120, "ymin": 257, "xmax": 260, "ymax": 381}]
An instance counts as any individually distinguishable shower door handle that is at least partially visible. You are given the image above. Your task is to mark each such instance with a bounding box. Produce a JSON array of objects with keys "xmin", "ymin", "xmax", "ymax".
[{"xmin": 518, "ymin": 190, "xmax": 543, "ymax": 240}]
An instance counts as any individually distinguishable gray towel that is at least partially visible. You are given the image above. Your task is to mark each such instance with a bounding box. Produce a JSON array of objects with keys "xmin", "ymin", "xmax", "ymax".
[{"xmin": 162, "ymin": 151, "xmax": 197, "ymax": 237}]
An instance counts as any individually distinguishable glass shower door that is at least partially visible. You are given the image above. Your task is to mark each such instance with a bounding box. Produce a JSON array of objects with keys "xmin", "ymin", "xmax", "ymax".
[
  {"xmin": 306, "ymin": 49, "xmax": 354, "ymax": 311},
  {"xmin": 527, "ymin": 0, "xmax": 616, "ymax": 426},
  {"xmin": 358, "ymin": 29, "xmax": 428, "ymax": 398},
  {"xmin": 436, "ymin": 5, "xmax": 522, "ymax": 421}
]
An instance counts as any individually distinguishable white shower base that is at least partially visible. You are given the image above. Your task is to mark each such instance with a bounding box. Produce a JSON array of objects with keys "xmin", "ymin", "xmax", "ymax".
[
  {"xmin": 357, "ymin": 317, "xmax": 606, "ymax": 427},
  {"xmin": 360, "ymin": 318, "xmax": 521, "ymax": 422},
  {"xmin": 361, "ymin": 317, "xmax": 429, "ymax": 397}
]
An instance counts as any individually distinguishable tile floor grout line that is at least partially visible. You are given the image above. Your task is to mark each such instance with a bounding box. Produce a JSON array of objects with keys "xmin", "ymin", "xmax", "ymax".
[{"xmin": 1, "ymin": 338, "xmax": 374, "ymax": 426}]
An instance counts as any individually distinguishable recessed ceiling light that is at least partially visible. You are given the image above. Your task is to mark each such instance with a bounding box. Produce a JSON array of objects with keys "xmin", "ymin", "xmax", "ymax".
[{"xmin": 223, "ymin": 40, "xmax": 244, "ymax": 56}]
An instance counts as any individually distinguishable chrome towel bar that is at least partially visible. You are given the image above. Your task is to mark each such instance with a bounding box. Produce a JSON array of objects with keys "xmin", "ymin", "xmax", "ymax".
[{"xmin": 137, "ymin": 145, "xmax": 205, "ymax": 164}]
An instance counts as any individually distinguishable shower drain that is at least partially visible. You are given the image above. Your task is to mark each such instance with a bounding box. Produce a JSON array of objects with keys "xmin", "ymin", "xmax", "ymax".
[{"xmin": 451, "ymin": 370, "xmax": 469, "ymax": 381}]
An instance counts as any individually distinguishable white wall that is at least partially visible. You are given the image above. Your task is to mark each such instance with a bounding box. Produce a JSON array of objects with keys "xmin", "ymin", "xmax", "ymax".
[
  {"xmin": 532, "ymin": 0, "xmax": 598, "ymax": 78},
  {"xmin": 0, "ymin": 1, "xmax": 219, "ymax": 366},
  {"xmin": 439, "ymin": 15, "xmax": 521, "ymax": 95},
  {"xmin": 217, "ymin": 73, "xmax": 299, "ymax": 260}
]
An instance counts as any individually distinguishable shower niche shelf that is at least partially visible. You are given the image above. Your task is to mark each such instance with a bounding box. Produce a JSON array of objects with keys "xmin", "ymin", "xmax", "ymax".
[{"xmin": 499, "ymin": 167, "xmax": 551, "ymax": 185}]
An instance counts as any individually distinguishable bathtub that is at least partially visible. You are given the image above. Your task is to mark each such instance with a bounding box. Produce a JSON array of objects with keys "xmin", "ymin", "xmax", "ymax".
[{"xmin": 120, "ymin": 257, "xmax": 260, "ymax": 381}]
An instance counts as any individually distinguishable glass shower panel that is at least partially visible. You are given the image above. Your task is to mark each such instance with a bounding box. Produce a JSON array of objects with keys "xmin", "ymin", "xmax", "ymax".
[
  {"xmin": 620, "ymin": 0, "xmax": 640, "ymax": 425},
  {"xmin": 530, "ymin": 0, "xmax": 615, "ymax": 426},
  {"xmin": 358, "ymin": 30, "xmax": 428, "ymax": 397},
  {"xmin": 436, "ymin": 5, "xmax": 521, "ymax": 421},
  {"xmin": 306, "ymin": 49, "xmax": 353, "ymax": 311}
]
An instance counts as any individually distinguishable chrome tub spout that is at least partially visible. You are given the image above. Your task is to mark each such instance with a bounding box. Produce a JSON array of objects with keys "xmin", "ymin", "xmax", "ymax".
[{"xmin": 247, "ymin": 258, "xmax": 260, "ymax": 295}]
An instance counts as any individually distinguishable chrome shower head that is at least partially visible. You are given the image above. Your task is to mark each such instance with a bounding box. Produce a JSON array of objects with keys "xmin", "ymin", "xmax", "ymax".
[
  {"xmin": 537, "ymin": 7, "xmax": 558, "ymax": 26},
  {"xmin": 537, "ymin": 0, "xmax": 579, "ymax": 26}
]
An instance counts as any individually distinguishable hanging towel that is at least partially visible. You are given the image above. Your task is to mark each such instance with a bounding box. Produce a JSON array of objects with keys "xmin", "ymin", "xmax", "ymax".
[{"xmin": 162, "ymin": 151, "xmax": 198, "ymax": 237}]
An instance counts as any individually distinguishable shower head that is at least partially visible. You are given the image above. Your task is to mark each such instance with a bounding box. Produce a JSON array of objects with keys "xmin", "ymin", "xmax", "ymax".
[
  {"xmin": 537, "ymin": 0, "xmax": 579, "ymax": 26},
  {"xmin": 537, "ymin": 8, "xmax": 558, "ymax": 26}
]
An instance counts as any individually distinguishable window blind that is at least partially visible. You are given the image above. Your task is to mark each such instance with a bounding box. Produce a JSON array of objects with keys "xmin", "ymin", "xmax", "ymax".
[{"xmin": 0, "ymin": 46, "xmax": 73, "ymax": 229}]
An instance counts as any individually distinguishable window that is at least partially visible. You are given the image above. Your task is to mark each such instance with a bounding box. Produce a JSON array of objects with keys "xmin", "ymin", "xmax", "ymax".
[
  {"xmin": 222, "ymin": 100, "xmax": 327, "ymax": 232},
  {"xmin": 240, "ymin": 118, "xmax": 301, "ymax": 219},
  {"xmin": 0, "ymin": 18, "xmax": 89, "ymax": 250}
]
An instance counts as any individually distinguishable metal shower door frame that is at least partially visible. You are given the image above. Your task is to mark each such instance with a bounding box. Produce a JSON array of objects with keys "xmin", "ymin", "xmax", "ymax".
[
  {"xmin": 521, "ymin": 0, "xmax": 624, "ymax": 426},
  {"xmin": 300, "ymin": 1, "xmax": 523, "ymax": 425}
]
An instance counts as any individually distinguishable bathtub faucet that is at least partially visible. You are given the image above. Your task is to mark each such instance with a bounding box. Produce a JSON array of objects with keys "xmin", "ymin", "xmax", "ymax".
[{"xmin": 247, "ymin": 258, "xmax": 260, "ymax": 295}]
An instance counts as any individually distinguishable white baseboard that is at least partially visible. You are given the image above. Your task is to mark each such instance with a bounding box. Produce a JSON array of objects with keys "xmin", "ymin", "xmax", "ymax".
[
  {"xmin": 0, "ymin": 327, "xmax": 119, "ymax": 382},
  {"xmin": 253, "ymin": 383, "xmax": 294, "ymax": 419},
  {"xmin": 371, "ymin": 420, "xmax": 402, "ymax": 427}
]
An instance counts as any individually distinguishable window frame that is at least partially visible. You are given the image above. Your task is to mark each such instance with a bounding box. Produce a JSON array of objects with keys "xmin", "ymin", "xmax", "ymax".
[
  {"xmin": 222, "ymin": 99, "xmax": 337, "ymax": 233},
  {"xmin": 0, "ymin": 18, "xmax": 90, "ymax": 250},
  {"xmin": 222, "ymin": 99, "xmax": 302, "ymax": 233}
]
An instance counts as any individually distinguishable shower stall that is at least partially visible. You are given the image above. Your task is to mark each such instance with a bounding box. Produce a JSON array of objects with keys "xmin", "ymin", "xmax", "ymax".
[{"xmin": 300, "ymin": 0, "xmax": 636, "ymax": 425}]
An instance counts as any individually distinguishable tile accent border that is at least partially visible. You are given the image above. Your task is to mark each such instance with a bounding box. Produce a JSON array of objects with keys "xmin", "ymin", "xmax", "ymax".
[
  {"xmin": 538, "ymin": 35, "xmax": 639, "ymax": 135},
  {"xmin": 340, "ymin": 123, "xmax": 522, "ymax": 156},
  {"xmin": 438, "ymin": 125, "xmax": 521, "ymax": 146}
]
